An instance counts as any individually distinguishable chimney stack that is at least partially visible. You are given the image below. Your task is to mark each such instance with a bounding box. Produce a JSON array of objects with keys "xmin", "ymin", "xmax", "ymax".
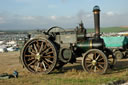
[{"xmin": 93, "ymin": 5, "xmax": 100, "ymax": 39}]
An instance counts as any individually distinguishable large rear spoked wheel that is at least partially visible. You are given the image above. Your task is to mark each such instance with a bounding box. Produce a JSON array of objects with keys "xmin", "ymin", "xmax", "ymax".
[
  {"xmin": 21, "ymin": 38, "xmax": 57, "ymax": 74},
  {"xmin": 82, "ymin": 49, "xmax": 108, "ymax": 74}
]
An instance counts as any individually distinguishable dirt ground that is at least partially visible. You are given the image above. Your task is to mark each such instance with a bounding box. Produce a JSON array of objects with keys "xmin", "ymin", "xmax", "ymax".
[
  {"xmin": 1, "ymin": 51, "xmax": 128, "ymax": 75},
  {"xmin": 0, "ymin": 51, "xmax": 128, "ymax": 85},
  {"xmin": 0, "ymin": 51, "xmax": 22, "ymax": 74}
]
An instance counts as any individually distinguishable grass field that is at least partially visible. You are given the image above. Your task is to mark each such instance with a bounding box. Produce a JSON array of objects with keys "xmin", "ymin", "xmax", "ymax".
[
  {"xmin": 0, "ymin": 51, "xmax": 128, "ymax": 85},
  {"xmin": 87, "ymin": 27, "xmax": 128, "ymax": 33}
]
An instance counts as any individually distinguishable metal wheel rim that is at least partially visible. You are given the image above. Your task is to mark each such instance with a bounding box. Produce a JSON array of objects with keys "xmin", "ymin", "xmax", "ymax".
[
  {"xmin": 21, "ymin": 38, "xmax": 57, "ymax": 74},
  {"xmin": 82, "ymin": 49, "xmax": 108, "ymax": 74},
  {"xmin": 114, "ymin": 51, "xmax": 123, "ymax": 59}
]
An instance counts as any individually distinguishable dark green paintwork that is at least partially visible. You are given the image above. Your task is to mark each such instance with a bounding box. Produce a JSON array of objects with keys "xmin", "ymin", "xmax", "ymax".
[{"xmin": 76, "ymin": 40, "xmax": 91, "ymax": 51}]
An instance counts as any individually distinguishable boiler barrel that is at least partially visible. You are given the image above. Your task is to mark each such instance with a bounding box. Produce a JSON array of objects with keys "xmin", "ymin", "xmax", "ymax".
[{"xmin": 76, "ymin": 39, "xmax": 104, "ymax": 51}]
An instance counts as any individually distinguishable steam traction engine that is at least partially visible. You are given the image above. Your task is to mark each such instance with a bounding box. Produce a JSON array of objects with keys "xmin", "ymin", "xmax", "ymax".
[{"xmin": 20, "ymin": 6, "xmax": 116, "ymax": 74}]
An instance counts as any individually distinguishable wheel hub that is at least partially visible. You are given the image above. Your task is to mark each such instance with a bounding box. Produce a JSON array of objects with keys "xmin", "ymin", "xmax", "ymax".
[
  {"xmin": 35, "ymin": 53, "xmax": 41, "ymax": 61},
  {"xmin": 92, "ymin": 60, "xmax": 97, "ymax": 66}
]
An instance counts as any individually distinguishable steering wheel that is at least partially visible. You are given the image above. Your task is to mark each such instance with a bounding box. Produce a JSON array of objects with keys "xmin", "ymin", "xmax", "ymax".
[{"xmin": 47, "ymin": 26, "xmax": 66, "ymax": 35}]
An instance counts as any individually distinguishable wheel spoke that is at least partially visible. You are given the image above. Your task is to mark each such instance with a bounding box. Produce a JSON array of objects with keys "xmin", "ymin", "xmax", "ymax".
[
  {"xmin": 28, "ymin": 57, "xmax": 35, "ymax": 61},
  {"xmin": 98, "ymin": 62, "xmax": 105, "ymax": 65},
  {"xmin": 43, "ymin": 59, "xmax": 50, "ymax": 67},
  {"xmin": 45, "ymin": 58, "xmax": 53, "ymax": 64},
  {"xmin": 98, "ymin": 64, "xmax": 104, "ymax": 69},
  {"xmin": 28, "ymin": 60, "xmax": 37, "ymax": 66},
  {"xmin": 95, "ymin": 54, "xmax": 100, "ymax": 60},
  {"xmin": 90, "ymin": 65, "xmax": 94, "ymax": 71},
  {"xmin": 87, "ymin": 63, "xmax": 92, "ymax": 67},
  {"xmin": 93, "ymin": 53, "xmax": 96, "ymax": 60},
  {"xmin": 28, "ymin": 45, "xmax": 36, "ymax": 54},
  {"xmin": 33, "ymin": 44, "xmax": 38, "ymax": 53},
  {"xmin": 43, "ymin": 43, "xmax": 47, "ymax": 51},
  {"xmin": 98, "ymin": 57, "xmax": 104, "ymax": 61},
  {"xmin": 35, "ymin": 62, "xmax": 40, "ymax": 72},
  {"xmin": 42, "ymin": 55, "xmax": 54, "ymax": 58},
  {"xmin": 28, "ymin": 48, "xmax": 36, "ymax": 55},
  {"xmin": 94, "ymin": 66, "xmax": 97, "ymax": 72},
  {"xmin": 42, "ymin": 61, "xmax": 47, "ymax": 71},
  {"xmin": 96, "ymin": 66, "xmax": 99, "ymax": 70},
  {"xmin": 42, "ymin": 47, "xmax": 51, "ymax": 54},
  {"xmin": 39, "ymin": 41, "xmax": 43, "ymax": 53},
  {"xmin": 36, "ymin": 40, "xmax": 40, "ymax": 51},
  {"xmin": 45, "ymin": 51, "xmax": 53, "ymax": 55}
]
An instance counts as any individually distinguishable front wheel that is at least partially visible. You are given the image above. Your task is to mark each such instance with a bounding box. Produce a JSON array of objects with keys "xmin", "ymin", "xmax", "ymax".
[{"xmin": 82, "ymin": 49, "xmax": 108, "ymax": 74}]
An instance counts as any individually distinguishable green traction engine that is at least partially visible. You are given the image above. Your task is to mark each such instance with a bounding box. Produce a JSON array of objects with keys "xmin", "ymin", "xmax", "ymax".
[{"xmin": 20, "ymin": 6, "xmax": 116, "ymax": 74}]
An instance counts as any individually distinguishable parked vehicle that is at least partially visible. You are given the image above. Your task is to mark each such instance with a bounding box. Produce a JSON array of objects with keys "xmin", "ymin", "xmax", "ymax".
[{"xmin": 102, "ymin": 36, "xmax": 128, "ymax": 59}]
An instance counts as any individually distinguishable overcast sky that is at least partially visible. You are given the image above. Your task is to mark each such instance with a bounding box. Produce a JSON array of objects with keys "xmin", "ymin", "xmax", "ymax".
[{"xmin": 0, "ymin": 0, "xmax": 128, "ymax": 30}]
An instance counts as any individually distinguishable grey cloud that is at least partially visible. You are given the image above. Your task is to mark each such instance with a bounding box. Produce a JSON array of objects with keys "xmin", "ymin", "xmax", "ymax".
[
  {"xmin": 101, "ymin": 13, "xmax": 128, "ymax": 27},
  {"xmin": 0, "ymin": 15, "xmax": 78, "ymax": 30},
  {"xmin": 0, "ymin": 11, "xmax": 128, "ymax": 30}
]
